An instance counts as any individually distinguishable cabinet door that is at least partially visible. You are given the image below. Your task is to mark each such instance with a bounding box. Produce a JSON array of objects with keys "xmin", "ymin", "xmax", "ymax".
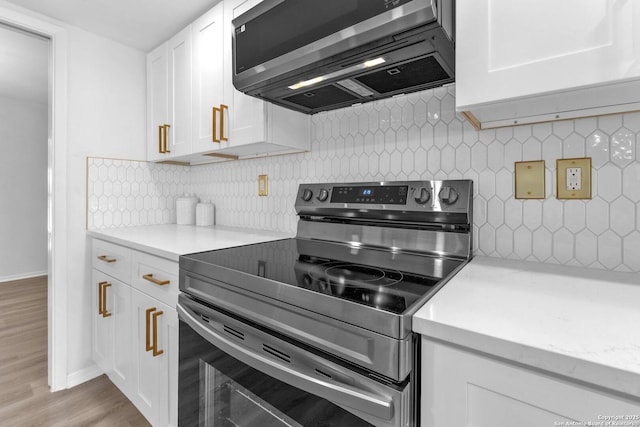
[
  {"xmin": 147, "ymin": 43, "xmax": 170, "ymax": 162},
  {"xmin": 131, "ymin": 290, "xmax": 179, "ymax": 427},
  {"xmin": 167, "ymin": 26, "xmax": 193, "ymax": 158},
  {"xmin": 222, "ymin": 0, "xmax": 266, "ymax": 147},
  {"xmin": 192, "ymin": 3, "xmax": 227, "ymax": 154},
  {"xmin": 456, "ymin": 0, "xmax": 640, "ymax": 109},
  {"xmin": 92, "ymin": 270, "xmax": 131, "ymax": 393},
  {"xmin": 421, "ymin": 337, "xmax": 640, "ymax": 427}
]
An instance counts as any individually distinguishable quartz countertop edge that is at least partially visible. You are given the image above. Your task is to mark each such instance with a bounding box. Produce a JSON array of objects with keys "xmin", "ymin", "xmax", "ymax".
[
  {"xmin": 87, "ymin": 224, "xmax": 293, "ymax": 261},
  {"xmin": 413, "ymin": 256, "xmax": 640, "ymax": 400}
]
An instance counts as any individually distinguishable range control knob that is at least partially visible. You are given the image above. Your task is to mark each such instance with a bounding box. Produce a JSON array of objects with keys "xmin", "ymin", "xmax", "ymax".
[
  {"xmin": 301, "ymin": 188, "xmax": 313, "ymax": 202},
  {"xmin": 413, "ymin": 187, "xmax": 431, "ymax": 204},
  {"xmin": 317, "ymin": 188, "xmax": 329, "ymax": 202},
  {"xmin": 439, "ymin": 186, "xmax": 459, "ymax": 205}
]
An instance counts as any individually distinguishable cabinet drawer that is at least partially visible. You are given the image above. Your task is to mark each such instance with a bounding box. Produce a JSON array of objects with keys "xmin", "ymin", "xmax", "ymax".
[
  {"xmin": 132, "ymin": 251, "xmax": 179, "ymax": 308},
  {"xmin": 92, "ymin": 239, "xmax": 132, "ymax": 283}
]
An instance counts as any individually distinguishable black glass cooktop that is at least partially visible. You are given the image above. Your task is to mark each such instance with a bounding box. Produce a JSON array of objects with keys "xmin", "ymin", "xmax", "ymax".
[{"xmin": 183, "ymin": 238, "xmax": 462, "ymax": 315}]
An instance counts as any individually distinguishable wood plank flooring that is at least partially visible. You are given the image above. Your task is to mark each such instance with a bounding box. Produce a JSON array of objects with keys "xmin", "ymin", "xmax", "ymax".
[{"xmin": 0, "ymin": 276, "xmax": 150, "ymax": 426}]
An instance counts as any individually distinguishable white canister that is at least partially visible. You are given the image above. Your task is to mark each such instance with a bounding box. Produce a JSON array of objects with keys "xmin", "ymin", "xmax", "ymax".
[
  {"xmin": 176, "ymin": 193, "xmax": 199, "ymax": 225},
  {"xmin": 196, "ymin": 201, "xmax": 215, "ymax": 226}
]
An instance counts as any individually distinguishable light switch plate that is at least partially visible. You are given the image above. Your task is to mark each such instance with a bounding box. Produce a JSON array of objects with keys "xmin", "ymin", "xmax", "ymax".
[
  {"xmin": 515, "ymin": 160, "xmax": 545, "ymax": 199},
  {"xmin": 556, "ymin": 158, "xmax": 591, "ymax": 199},
  {"xmin": 258, "ymin": 174, "xmax": 268, "ymax": 196}
]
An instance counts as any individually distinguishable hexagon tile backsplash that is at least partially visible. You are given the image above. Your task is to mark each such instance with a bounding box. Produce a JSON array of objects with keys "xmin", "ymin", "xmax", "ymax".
[{"xmin": 87, "ymin": 85, "xmax": 640, "ymax": 273}]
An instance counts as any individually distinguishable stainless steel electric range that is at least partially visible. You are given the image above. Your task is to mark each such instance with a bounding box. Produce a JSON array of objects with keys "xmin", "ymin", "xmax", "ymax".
[{"xmin": 177, "ymin": 180, "xmax": 473, "ymax": 427}]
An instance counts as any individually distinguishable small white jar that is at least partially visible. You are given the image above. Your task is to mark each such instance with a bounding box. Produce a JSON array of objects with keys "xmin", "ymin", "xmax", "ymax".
[
  {"xmin": 196, "ymin": 201, "xmax": 215, "ymax": 226},
  {"xmin": 176, "ymin": 194, "xmax": 199, "ymax": 225}
]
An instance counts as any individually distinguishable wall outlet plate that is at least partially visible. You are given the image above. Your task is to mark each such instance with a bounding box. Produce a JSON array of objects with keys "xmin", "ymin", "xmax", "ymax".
[
  {"xmin": 258, "ymin": 174, "xmax": 268, "ymax": 196},
  {"xmin": 515, "ymin": 160, "xmax": 545, "ymax": 199},
  {"xmin": 556, "ymin": 157, "xmax": 591, "ymax": 199}
]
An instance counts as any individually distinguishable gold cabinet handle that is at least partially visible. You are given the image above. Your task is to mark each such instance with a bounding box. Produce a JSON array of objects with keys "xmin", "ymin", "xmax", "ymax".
[
  {"xmin": 98, "ymin": 281, "xmax": 106, "ymax": 315},
  {"xmin": 102, "ymin": 283, "xmax": 112, "ymax": 318},
  {"xmin": 145, "ymin": 307, "xmax": 164, "ymax": 357},
  {"xmin": 97, "ymin": 255, "xmax": 116, "ymax": 263},
  {"xmin": 212, "ymin": 106, "xmax": 220, "ymax": 143},
  {"xmin": 145, "ymin": 307, "xmax": 155, "ymax": 351},
  {"xmin": 158, "ymin": 125, "xmax": 163, "ymax": 153},
  {"xmin": 152, "ymin": 310, "xmax": 164, "ymax": 357},
  {"xmin": 163, "ymin": 124, "xmax": 171, "ymax": 153},
  {"xmin": 220, "ymin": 104, "xmax": 228, "ymax": 142},
  {"xmin": 142, "ymin": 273, "xmax": 170, "ymax": 286}
]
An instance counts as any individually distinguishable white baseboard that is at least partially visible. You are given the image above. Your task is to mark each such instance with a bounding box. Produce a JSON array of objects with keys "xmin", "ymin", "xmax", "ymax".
[
  {"xmin": 66, "ymin": 364, "xmax": 103, "ymax": 389},
  {"xmin": 0, "ymin": 270, "xmax": 48, "ymax": 283}
]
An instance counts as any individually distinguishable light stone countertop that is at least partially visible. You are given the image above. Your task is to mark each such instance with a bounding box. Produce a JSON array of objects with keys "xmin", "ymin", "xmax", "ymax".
[
  {"xmin": 87, "ymin": 224, "xmax": 293, "ymax": 261},
  {"xmin": 413, "ymin": 256, "xmax": 640, "ymax": 399}
]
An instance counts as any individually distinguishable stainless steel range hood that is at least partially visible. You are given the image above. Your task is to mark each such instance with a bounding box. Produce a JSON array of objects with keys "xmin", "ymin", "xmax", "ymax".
[{"xmin": 232, "ymin": 0, "xmax": 455, "ymax": 115}]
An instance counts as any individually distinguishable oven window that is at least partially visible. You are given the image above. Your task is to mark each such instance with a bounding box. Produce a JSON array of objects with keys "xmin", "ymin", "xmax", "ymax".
[{"xmin": 179, "ymin": 321, "xmax": 373, "ymax": 426}]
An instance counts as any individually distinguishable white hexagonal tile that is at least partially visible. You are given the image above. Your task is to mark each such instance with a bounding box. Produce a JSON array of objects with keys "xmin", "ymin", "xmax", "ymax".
[
  {"xmin": 541, "ymin": 134, "xmax": 562, "ymax": 165},
  {"xmin": 610, "ymin": 197, "xmax": 635, "ymax": 237},
  {"xmin": 532, "ymin": 228, "xmax": 553, "ymax": 261},
  {"xmin": 542, "ymin": 198, "xmax": 563, "ymax": 232},
  {"xmin": 562, "ymin": 132, "xmax": 585, "ymax": 158},
  {"xmin": 434, "ymin": 122, "xmax": 448, "ymax": 148},
  {"xmin": 522, "ymin": 137, "xmax": 542, "ymax": 160},
  {"xmin": 611, "ymin": 127, "xmax": 635, "ymax": 167},
  {"xmin": 598, "ymin": 230, "xmax": 623, "ymax": 269},
  {"xmin": 521, "ymin": 200, "xmax": 542, "ymax": 231},
  {"xmin": 495, "ymin": 225, "xmax": 513, "ymax": 257},
  {"xmin": 573, "ymin": 117, "xmax": 597, "ymax": 137},
  {"xmin": 455, "ymin": 145, "xmax": 471, "ymax": 174},
  {"xmin": 474, "ymin": 196, "xmax": 488, "ymax": 226},
  {"xmin": 623, "ymin": 231, "xmax": 640, "ymax": 271},
  {"xmin": 574, "ymin": 229, "xmax": 597, "ymax": 267},
  {"xmin": 495, "ymin": 169, "xmax": 512, "ymax": 201},
  {"xmin": 487, "ymin": 142, "xmax": 504, "ymax": 173},
  {"xmin": 513, "ymin": 226, "xmax": 532, "ymax": 259},
  {"xmin": 597, "ymin": 114, "xmax": 623, "ymax": 134},
  {"xmin": 471, "ymin": 143, "xmax": 488, "ymax": 173},
  {"xmin": 585, "ymin": 131, "xmax": 610, "ymax": 169},
  {"xmin": 427, "ymin": 97, "xmax": 441, "ymax": 124},
  {"xmin": 622, "ymin": 163, "xmax": 640, "ymax": 201},
  {"xmin": 504, "ymin": 199, "xmax": 523, "ymax": 230},
  {"xmin": 478, "ymin": 128, "xmax": 496, "ymax": 145},
  {"xmin": 563, "ymin": 201, "xmax": 586, "ymax": 233},
  {"xmin": 552, "ymin": 229, "xmax": 574, "ymax": 263},
  {"xmin": 487, "ymin": 197, "xmax": 504, "ymax": 228},
  {"xmin": 478, "ymin": 224, "xmax": 496, "ymax": 255},
  {"xmin": 596, "ymin": 164, "xmax": 622, "ymax": 202},
  {"xmin": 440, "ymin": 146, "xmax": 455, "ymax": 174},
  {"xmin": 585, "ymin": 197, "xmax": 609, "ymax": 235},
  {"xmin": 478, "ymin": 169, "xmax": 496, "ymax": 199},
  {"xmin": 427, "ymin": 147, "xmax": 440, "ymax": 174}
]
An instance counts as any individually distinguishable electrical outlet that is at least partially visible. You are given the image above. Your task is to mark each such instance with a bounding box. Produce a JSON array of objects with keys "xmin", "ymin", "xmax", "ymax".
[
  {"xmin": 557, "ymin": 158, "xmax": 591, "ymax": 199},
  {"xmin": 566, "ymin": 167, "xmax": 581, "ymax": 190}
]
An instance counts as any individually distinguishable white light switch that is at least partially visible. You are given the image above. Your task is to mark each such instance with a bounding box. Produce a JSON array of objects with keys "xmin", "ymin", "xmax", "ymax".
[{"xmin": 567, "ymin": 167, "xmax": 581, "ymax": 190}]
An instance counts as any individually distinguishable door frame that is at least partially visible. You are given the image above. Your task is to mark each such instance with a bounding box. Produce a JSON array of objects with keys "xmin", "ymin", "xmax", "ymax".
[{"xmin": 0, "ymin": 5, "xmax": 69, "ymax": 391}]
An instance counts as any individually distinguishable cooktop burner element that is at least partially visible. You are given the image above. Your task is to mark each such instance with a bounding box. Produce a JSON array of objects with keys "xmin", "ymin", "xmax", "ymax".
[{"xmin": 321, "ymin": 263, "xmax": 403, "ymax": 287}]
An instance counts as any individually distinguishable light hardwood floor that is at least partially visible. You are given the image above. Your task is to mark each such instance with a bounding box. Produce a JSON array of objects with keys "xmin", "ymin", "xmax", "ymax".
[{"xmin": 0, "ymin": 276, "xmax": 150, "ymax": 426}]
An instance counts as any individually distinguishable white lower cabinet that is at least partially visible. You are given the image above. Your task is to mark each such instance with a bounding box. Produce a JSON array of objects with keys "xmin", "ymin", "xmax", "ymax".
[
  {"xmin": 91, "ymin": 238, "xmax": 178, "ymax": 427},
  {"xmin": 130, "ymin": 290, "xmax": 178, "ymax": 427},
  {"xmin": 92, "ymin": 269, "xmax": 131, "ymax": 393},
  {"xmin": 421, "ymin": 337, "xmax": 640, "ymax": 427}
]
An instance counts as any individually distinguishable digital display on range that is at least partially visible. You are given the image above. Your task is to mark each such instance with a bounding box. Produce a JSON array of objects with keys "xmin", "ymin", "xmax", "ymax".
[{"xmin": 331, "ymin": 185, "xmax": 407, "ymax": 204}]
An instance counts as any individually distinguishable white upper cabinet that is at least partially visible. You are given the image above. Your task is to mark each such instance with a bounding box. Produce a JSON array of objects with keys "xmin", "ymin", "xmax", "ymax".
[
  {"xmin": 147, "ymin": 0, "xmax": 310, "ymax": 165},
  {"xmin": 191, "ymin": 3, "xmax": 226, "ymax": 154},
  {"xmin": 147, "ymin": 27, "xmax": 192, "ymax": 160},
  {"xmin": 456, "ymin": 0, "xmax": 640, "ymax": 129}
]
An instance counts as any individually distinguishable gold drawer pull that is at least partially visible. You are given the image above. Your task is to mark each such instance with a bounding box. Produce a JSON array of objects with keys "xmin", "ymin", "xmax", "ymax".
[
  {"xmin": 97, "ymin": 255, "xmax": 116, "ymax": 263},
  {"xmin": 142, "ymin": 273, "xmax": 170, "ymax": 286}
]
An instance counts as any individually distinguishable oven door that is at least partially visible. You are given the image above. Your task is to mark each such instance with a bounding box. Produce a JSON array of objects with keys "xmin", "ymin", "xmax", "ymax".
[{"xmin": 177, "ymin": 295, "xmax": 412, "ymax": 427}]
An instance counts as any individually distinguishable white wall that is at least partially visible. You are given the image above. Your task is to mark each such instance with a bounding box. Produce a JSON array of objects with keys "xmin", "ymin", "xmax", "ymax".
[
  {"xmin": 0, "ymin": 96, "xmax": 48, "ymax": 281},
  {"xmin": 65, "ymin": 26, "xmax": 146, "ymax": 380}
]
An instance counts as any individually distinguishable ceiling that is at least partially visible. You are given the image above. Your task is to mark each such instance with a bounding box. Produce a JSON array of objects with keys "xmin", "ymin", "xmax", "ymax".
[
  {"xmin": 0, "ymin": 24, "xmax": 48, "ymax": 103},
  {"xmin": 2, "ymin": 0, "xmax": 220, "ymax": 51}
]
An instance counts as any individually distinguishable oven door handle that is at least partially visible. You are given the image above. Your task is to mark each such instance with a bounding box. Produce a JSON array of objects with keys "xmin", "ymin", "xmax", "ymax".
[{"xmin": 177, "ymin": 302, "xmax": 395, "ymax": 421}]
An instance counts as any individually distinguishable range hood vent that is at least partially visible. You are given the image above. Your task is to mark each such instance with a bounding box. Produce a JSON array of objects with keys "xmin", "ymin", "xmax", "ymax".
[{"xmin": 232, "ymin": 0, "xmax": 455, "ymax": 115}]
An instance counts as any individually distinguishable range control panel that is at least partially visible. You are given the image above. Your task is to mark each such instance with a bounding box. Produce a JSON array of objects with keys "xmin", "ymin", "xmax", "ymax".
[
  {"xmin": 295, "ymin": 180, "xmax": 473, "ymax": 222},
  {"xmin": 330, "ymin": 185, "xmax": 408, "ymax": 204}
]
